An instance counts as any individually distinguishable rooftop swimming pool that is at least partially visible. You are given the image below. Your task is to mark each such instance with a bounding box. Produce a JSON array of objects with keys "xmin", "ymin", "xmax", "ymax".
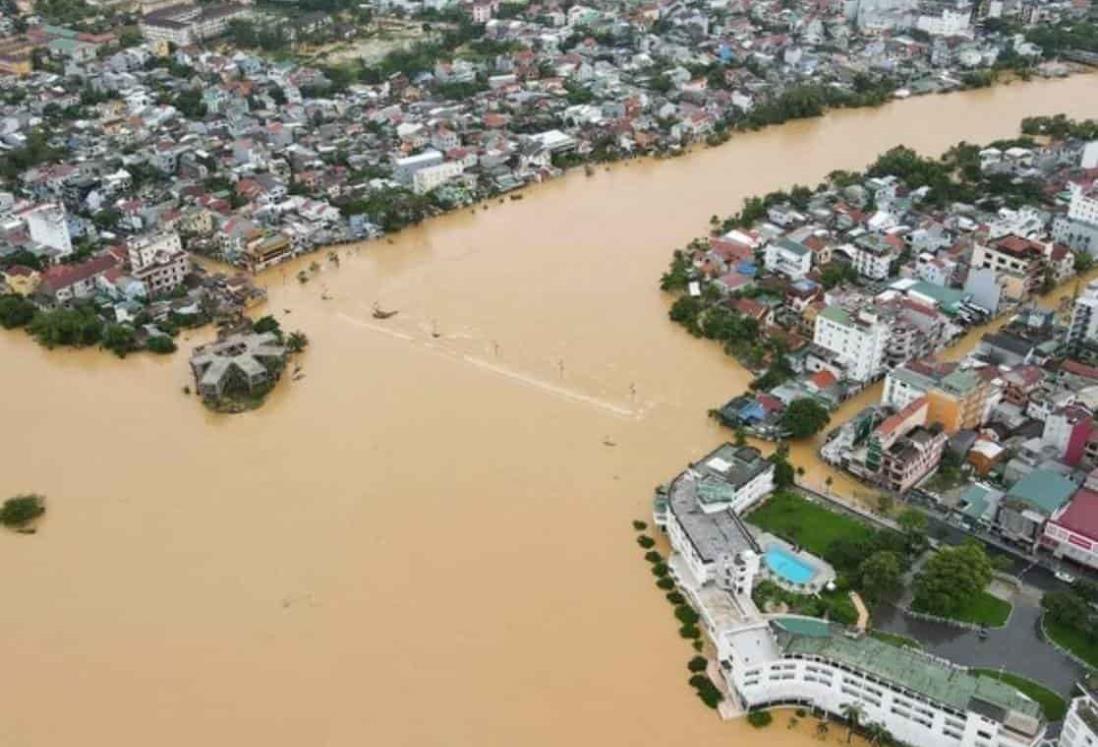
[{"xmin": 764, "ymin": 546, "xmax": 817, "ymax": 586}]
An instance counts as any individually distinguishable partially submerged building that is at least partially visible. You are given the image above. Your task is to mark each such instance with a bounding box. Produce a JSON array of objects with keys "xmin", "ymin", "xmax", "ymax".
[{"xmin": 188, "ymin": 331, "xmax": 286, "ymax": 399}]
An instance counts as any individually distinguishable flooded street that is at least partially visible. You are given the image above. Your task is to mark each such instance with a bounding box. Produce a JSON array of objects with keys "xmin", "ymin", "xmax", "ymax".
[{"xmin": 1, "ymin": 76, "xmax": 1096, "ymax": 746}]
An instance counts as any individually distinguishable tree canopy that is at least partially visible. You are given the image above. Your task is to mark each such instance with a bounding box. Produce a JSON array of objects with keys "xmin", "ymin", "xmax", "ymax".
[
  {"xmin": 779, "ymin": 398, "xmax": 831, "ymax": 439},
  {"xmin": 912, "ymin": 542, "xmax": 993, "ymax": 617}
]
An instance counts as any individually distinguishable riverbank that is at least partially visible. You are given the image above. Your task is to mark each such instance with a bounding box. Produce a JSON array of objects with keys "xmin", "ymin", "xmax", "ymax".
[{"xmin": 1, "ymin": 76, "xmax": 1097, "ymax": 747}]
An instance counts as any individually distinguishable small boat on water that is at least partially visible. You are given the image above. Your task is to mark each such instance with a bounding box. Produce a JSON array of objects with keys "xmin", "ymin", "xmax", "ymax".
[{"xmin": 372, "ymin": 303, "xmax": 398, "ymax": 320}]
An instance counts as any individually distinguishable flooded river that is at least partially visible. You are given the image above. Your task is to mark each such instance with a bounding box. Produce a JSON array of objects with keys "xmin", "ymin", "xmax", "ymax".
[{"xmin": 1, "ymin": 76, "xmax": 1097, "ymax": 747}]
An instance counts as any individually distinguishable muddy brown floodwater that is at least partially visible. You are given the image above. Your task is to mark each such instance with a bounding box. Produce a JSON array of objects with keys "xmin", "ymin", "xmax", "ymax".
[{"xmin": 1, "ymin": 76, "xmax": 1096, "ymax": 747}]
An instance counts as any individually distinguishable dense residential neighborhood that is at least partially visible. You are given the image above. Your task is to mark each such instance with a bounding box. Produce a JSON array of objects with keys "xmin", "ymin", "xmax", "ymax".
[{"xmin": 0, "ymin": 0, "xmax": 1095, "ymax": 363}]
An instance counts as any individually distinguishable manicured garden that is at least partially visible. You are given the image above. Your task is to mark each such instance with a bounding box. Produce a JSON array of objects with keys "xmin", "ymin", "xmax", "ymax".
[
  {"xmin": 912, "ymin": 589, "xmax": 1012, "ymax": 627},
  {"xmin": 745, "ymin": 490, "xmax": 875, "ymax": 558},
  {"xmin": 969, "ymin": 669, "xmax": 1067, "ymax": 721}
]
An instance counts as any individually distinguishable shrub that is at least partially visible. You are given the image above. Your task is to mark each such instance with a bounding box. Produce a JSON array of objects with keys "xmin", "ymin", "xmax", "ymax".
[
  {"xmin": 0, "ymin": 294, "xmax": 36, "ymax": 328},
  {"xmin": 665, "ymin": 591, "xmax": 685, "ymax": 605},
  {"xmin": 679, "ymin": 624, "xmax": 701, "ymax": 639},
  {"xmin": 689, "ymin": 675, "xmax": 724, "ymax": 709},
  {"xmin": 687, "ymin": 656, "xmax": 708, "ymax": 673},
  {"xmin": 632, "ymin": 520, "xmax": 647, "ymax": 531},
  {"xmin": 146, "ymin": 335, "xmax": 177, "ymax": 354},
  {"xmin": 644, "ymin": 550, "xmax": 662, "ymax": 563},
  {"xmin": 1, "ymin": 494, "xmax": 45, "ymax": 527},
  {"xmin": 692, "ymin": 640, "xmax": 704, "ymax": 652},
  {"xmin": 675, "ymin": 605, "xmax": 700, "ymax": 625},
  {"xmin": 637, "ymin": 535, "xmax": 655, "ymax": 549},
  {"xmin": 656, "ymin": 577, "xmax": 675, "ymax": 590},
  {"xmin": 651, "ymin": 562, "xmax": 669, "ymax": 577},
  {"xmin": 747, "ymin": 711, "xmax": 773, "ymax": 728}
]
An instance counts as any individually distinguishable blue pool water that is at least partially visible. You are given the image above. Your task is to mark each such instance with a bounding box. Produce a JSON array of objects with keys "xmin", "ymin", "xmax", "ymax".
[{"xmin": 765, "ymin": 547, "xmax": 817, "ymax": 585}]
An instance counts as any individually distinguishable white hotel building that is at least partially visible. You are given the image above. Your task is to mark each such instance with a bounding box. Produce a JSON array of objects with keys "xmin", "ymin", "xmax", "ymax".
[
  {"xmin": 1061, "ymin": 690, "xmax": 1098, "ymax": 747},
  {"xmin": 813, "ymin": 305, "xmax": 890, "ymax": 383},
  {"xmin": 654, "ymin": 444, "xmax": 1047, "ymax": 747}
]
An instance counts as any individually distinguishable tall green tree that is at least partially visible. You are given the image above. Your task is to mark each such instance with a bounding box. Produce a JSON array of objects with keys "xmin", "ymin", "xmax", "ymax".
[{"xmin": 912, "ymin": 541, "xmax": 993, "ymax": 617}]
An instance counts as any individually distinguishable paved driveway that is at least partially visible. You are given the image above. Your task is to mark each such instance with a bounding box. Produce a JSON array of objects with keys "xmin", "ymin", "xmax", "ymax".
[{"xmin": 872, "ymin": 596, "xmax": 1084, "ymax": 697}]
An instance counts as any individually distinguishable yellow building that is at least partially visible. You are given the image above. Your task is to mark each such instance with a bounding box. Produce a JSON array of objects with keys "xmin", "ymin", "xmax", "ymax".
[
  {"xmin": 925, "ymin": 368, "xmax": 990, "ymax": 433},
  {"xmin": 2, "ymin": 265, "xmax": 41, "ymax": 296}
]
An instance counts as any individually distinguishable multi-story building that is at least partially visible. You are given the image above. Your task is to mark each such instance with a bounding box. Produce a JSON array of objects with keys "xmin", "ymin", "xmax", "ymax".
[
  {"xmin": 393, "ymin": 149, "xmax": 444, "ymax": 184},
  {"xmin": 970, "ymin": 235, "xmax": 1047, "ymax": 300},
  {"xmin": 1043, "ymin": 487, "xmax": 1098, "ymax": 572},
  {"xmin": 411, "ymin": 161, "xmax": 464, "ymax": 195},
  {"xmin": 22, "ymin": 203, "xmax": 73, "ymax": 260},
  {"xmin": 764, "ymin": 237, "xmax": 812, "ymax": 279},
  {"xmin": 849, "ymin": 235, "xmax": 894, "ymax": 280},
  {"xmin": 883, "ymin": 362, "xmax": 994, "ymax": 434},
  {"xmin": 1060, "ymin": 686, "xmax": 1098, "ymax": 747},
  {"xmin": 127, "ymin": 231, "xmax": 190, "ymax": 296},
  {"xmin": 728, "ymin": 617, "xmax": 1046, "ymax": 747},
  {"xmin": 813, "ymin": 306, "xmax": 889, "ymax": 383},
  {"xmin": 1053, "ymin": 186, "xmax": 1098, "ymax": 254},
  {"xmin": 880, "ymin": 423, "xmax": 948, "ymax": 493},
  {"xmin": 139, "ymin": 3, "xmax": 250, "ymax": 45},
  {"xmin": 1069, "ymin": 280, "xmax": 1098, "ymax": 349}
]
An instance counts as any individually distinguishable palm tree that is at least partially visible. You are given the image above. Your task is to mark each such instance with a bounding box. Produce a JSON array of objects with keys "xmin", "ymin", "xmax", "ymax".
[
  {"xmin": 839, "ymin": 703, "xmax": 864, "ymax": 744},
  {"xmin": 816, "ymin": 720, "xmax": 830, "ymax": 740}
]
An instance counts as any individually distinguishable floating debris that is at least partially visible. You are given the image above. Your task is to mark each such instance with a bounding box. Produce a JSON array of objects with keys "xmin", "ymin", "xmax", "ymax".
[{"xmin": 372, "ymin": 303, "xmax": 398, "ymax": 320}]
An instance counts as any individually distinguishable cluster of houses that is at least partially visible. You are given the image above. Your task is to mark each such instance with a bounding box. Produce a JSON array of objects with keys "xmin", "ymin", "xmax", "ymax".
[
  {"xmin": 701, "ymin": 136, "xmax": 1098, "ymax": 440},
  {"xmin": 0, "ymin": 0, "xmax": 1089, "ymax": 285}
]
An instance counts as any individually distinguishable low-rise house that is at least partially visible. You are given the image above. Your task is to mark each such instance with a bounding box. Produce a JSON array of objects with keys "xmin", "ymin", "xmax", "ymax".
[{"xmin": 995, "ymin": 468, "xmax": 1079, "ymax": 552}]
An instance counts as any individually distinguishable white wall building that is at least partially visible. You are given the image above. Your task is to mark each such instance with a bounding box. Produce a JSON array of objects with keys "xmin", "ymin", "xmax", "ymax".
[
  {"xmin": 1068, "ymin": 187, "xmax": 1098, "ymax": 227},
  {"xmin": 1060, "ymin": 691, "xmax": 1098, "ymax": 747},
  {"xmin": 729, "ymin": 618, "xmax": 1046, "ymax": 747},
  {"xmin": 127, "ymin": 230, "xmax": 189, "ymax": 296},
  {"xmin": 764, "ymin": 237, "xmax": 813, "ymax": 279},
  {"xmin": 411, "ymin": 161, "xmax": 464, "ymax": 195},
  {"xmin": 24, "ymin": 203, "xmax": 73, "ymax": 259},
  {"xmin": 1069, "ymin": 280, "xmax": 1098, "ymax": 348},
  {"xmin": 813, "ymin": 306, "xmax": 890, "ymax": 382}
]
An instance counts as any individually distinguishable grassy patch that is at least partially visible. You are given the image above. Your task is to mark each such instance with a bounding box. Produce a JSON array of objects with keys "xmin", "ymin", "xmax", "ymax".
[
  {"xmin": 1045, "ymin": 617, "xmax": 1098, "ymax": 669},
  {"xmin": 869, "ymin": 630, "xmax": 922, "ymax": 650},
  {"xmin": 969, "ymin": 669, "xmax": 1067, "ymax": 721},
  {"xmin": 745, "ymin": 490, "xmax": 874, "ymax": 558},
  {"xmin": 912, "ymin": 590, "xmax": 1011, "ymax": 627}
]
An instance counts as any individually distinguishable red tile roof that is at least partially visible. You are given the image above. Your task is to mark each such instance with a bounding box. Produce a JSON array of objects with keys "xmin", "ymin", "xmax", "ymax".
[
  {"xmin": 1052, "ymin": 488, "xmax": 1098, "ymax": 541},
  {"xmin": 40, "ymin": 253, "xmax": 118, "ymax": 292}
]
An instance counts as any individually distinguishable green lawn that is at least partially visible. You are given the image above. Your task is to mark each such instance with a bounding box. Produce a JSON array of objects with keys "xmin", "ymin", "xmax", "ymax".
[
  {"xmin": 1045, "ymin": 618, "xmax": 1098, "ymax": 669},
  {"xmin": 745, "ymin": 490, "xmax": 875, "ymax": 558},
  {"xmin": 869, "ymin": 630, "xmax": 922, "ymax": 650},
  {"xmin": 969, "ymin": 669, "xmax": 1067, "ymax": 721},
  {"xmin": 912, "ymin": 590, "xmax": 1011, "ymax": 627}
]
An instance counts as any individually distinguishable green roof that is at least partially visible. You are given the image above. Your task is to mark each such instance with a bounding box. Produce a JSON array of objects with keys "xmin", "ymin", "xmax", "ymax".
[
  {"xmin": 940, "ymin": 368, "xmax": 981, "ymax": 396},
  {"xmin": 909, "ymin": 281, "xmax": 967, "ymax": 314},
  {"xmin": 1006, "ymin": 469, "xmax": 1077, "ymax": 515},
  {"xmin": 819, "ymin": 305, "xmax": 852, "ymax": 325},
  {"xmin": 775, "ymin": 237, "xmax": 810, "ymax": 256},
  {"xmin": 775, "ymin": 621, "xmax": 1042, "ymax": 721},
  {"xmin": 957, "ymin": 485, "xmax": 994, "ymax": 521}
]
